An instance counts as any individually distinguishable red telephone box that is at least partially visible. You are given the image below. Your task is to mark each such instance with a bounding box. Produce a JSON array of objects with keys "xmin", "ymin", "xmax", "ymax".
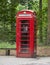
[{"xmin": 16, "ymin": 10, "xmax": 37, "ymax": 58}]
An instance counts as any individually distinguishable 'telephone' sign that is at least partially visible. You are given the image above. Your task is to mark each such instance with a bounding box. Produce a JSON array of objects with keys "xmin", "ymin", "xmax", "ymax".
[{"xmin": 19, "ymin": 14, "xmax": 31, "ymax": 17}]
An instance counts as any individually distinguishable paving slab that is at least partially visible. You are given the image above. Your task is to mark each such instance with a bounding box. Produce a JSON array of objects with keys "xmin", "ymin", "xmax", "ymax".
[{"xmin": 0, "ymin": 56, "xmax": 50, "ymax": 65}]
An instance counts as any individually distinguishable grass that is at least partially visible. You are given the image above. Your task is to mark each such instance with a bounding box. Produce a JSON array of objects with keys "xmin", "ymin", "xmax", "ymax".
[
  {"xmin": 38, "ymin": 46, "xmax": 50, "ymax": 48},
  {"xmin": 0, "ymin": 42, "xmax": 50, "ymax": 48},
  {"xmin": 0, "ymin": 42, "xmax": 16, "ymax": 48}
]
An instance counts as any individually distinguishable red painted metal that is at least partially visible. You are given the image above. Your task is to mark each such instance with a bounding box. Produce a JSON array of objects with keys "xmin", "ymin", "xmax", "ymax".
[{"xmin": 16, "ymin": 10, "xmax": 37, "ymax": 58}]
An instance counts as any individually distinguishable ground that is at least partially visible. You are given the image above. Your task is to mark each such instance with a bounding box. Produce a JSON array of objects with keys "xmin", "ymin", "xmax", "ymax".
[{"xmin": 0, "ymin": 56, "xmax": 50, "ymax": 65}]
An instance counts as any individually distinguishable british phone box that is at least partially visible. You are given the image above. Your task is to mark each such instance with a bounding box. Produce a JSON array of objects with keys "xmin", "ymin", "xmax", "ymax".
[{"xmin": 16, "ymin": 10, "xmax": 37, "ymax": 58}]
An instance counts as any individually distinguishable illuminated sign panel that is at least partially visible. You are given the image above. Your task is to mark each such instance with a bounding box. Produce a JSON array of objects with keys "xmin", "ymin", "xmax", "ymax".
[{"xmin": 19, "ymin": 14, "xmax": 31, "ymax": 17}]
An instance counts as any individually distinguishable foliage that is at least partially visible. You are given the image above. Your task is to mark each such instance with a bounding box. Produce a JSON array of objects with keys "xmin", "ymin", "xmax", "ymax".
[
  {"xmin": 42, "ymin": 0, "xmax": 48, "ymax": 44},
  {"xmin": 16, "ymin": 4, "xmax": 26, "ymax": 11},
  {"xmin": 0, "ymin": 0, "xmax": 48, "ymax": 48},
  {"xmin": 0, "ymin": 0, "xmax": 19, "ymax": 43}
]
